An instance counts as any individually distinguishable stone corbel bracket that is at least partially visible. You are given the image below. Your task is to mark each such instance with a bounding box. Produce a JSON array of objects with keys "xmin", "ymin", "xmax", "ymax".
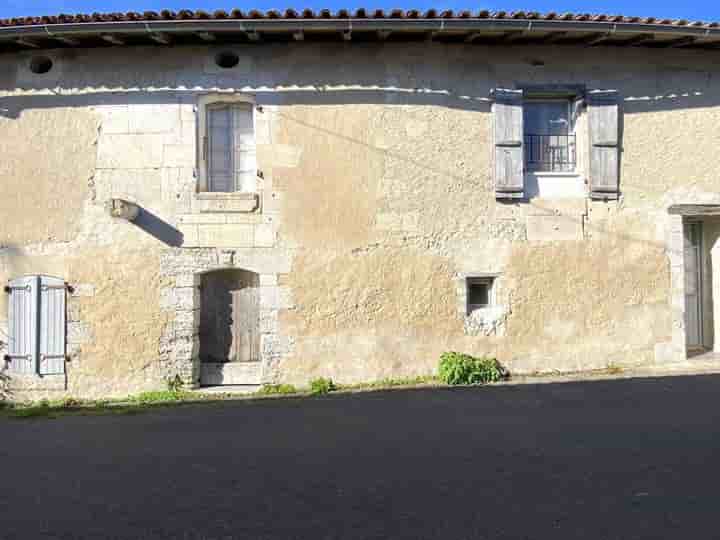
[{"xmin": 107, "ymin": 198, "xmax": 140, "ymax": 221}]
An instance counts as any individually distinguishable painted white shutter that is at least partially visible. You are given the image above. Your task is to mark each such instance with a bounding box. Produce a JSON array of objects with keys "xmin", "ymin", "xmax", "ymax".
[
  {"xmin": 492, "ymin": 88, "xmax": 524, "ymax": 199},
  {"xmin": 233, "ymin": 103, "xmax": 257, "ymax": 193},
  {"xmin": 38, "ymin": 276, "xmax": 66, "ymax": 375},
  {"xmin": 208, "ymin": 106, "xmax": 234, "ymax": 192},
  {"xmin": 588, "ymin": 90, "xmax": 620, "ymax": 199},
  {"xmin": 7, "ymin": 276, "xmax": 38, "ymax": 374}
]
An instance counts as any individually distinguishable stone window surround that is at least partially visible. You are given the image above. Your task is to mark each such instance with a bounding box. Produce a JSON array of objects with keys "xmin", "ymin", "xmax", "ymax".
[
  {"xmin": 456, "ymin": 272, "xmax": 509, "ymax": 337},
  {"xmin": 194, "ymin": 92, "xmax": 260, "ymax": 214}
]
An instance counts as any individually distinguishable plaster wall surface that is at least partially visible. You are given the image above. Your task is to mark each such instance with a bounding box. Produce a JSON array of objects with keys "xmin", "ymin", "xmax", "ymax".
[{"xmin": 0, "ymin": 43, "xmax": 717, "ymax": 399}]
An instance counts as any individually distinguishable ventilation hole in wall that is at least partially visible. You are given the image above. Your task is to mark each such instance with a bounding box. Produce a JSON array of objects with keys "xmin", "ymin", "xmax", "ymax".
[
  {"xmin": 29, "ymin": 56, "xmax": 53, "ymax": 74},
  {"xmin": 215, "ymin": 51, "xmax": 240, "ymax": 69}
]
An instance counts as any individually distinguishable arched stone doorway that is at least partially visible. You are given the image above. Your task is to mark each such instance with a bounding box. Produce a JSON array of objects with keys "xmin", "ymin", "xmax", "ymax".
[{"xmin": 199, "ymin": 268, "xmax": 262, "ymax": 386}]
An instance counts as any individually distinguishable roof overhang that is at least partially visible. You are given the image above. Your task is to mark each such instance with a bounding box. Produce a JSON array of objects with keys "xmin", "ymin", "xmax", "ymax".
[{"xmin": 2, "ymin": 17, "xmax": 720, "ymax": 52}]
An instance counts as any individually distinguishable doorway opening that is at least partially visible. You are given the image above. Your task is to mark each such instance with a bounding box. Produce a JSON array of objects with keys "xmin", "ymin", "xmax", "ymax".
[
  {"xmin": 199, "ymin": 268, "xmax": 261, "ymax": 386},
  {"xmin": 682, "ymin": 218, "xmax": 720, "ymax": 356}
]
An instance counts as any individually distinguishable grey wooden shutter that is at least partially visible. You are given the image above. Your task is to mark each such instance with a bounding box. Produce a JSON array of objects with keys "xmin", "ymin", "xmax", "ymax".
[
  {"xmin": 7, "ymin": 276, "xmax": 38, "ymax": 374},
  {"xmin": 233, "ymin": 104, "xmax": 257, "ymax": 193},
  {"xmin": 492, "ymin": 88, "xmax": 524, "ymax": 199},
  {"xmin": 588, "ymin": 90, "xmax": 620, "ymax": 199},
  {"xmin": 208, "ymin": 106, "xmax": 234, "ymax": 192},
  {"xmin": 38, "ymin": 276, "xmax": 66, "ymax": 375}
]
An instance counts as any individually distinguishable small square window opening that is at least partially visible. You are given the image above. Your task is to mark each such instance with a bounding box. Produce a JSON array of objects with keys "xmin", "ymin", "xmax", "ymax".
[{"xmin": 467, "ymin": 277, "xmax": 495, "ymax": 314}]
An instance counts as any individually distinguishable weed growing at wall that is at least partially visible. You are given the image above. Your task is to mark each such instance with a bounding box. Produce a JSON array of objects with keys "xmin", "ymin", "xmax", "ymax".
[
  {"xmin": 310, "ymin": 377, "xmax": 337, "ymax": 395},
  {"xmin": 258, "ymin": 384, "xmax": 298, "ymax": 395},
  {"xmin": 438, "ymin": 352, "xmax": 506, "ymax": 385}
]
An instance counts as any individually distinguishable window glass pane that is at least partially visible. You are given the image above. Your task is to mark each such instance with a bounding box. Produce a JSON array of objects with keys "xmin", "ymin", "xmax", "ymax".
[
  {"xmin": 468, "ymin": 281, "xmax": 490, "ymax": 307},
  {"xmin": 524, "ymin": 101, "xmax": 571, "ymax": 135}
]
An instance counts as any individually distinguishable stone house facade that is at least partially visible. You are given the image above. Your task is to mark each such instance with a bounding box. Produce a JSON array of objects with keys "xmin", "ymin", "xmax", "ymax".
[{"xmin": 1, "ymin": 10, "xmax": 720, "ymax": 400}]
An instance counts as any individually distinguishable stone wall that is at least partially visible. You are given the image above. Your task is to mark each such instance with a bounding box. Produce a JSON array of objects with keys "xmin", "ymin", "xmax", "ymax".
[{"xmin": 0, "ymin": 43, "xmax": 718, "ymax": 399}]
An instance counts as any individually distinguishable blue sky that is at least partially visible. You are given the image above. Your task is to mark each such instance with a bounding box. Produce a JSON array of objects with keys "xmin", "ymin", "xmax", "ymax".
[{"xmin": 3, "ymin": 1, "xmax": 720, "ymax": 22}]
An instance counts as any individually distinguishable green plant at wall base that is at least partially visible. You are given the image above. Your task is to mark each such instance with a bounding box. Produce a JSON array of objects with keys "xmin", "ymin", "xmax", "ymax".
[
  {"xmin": 438, "ymin": 352, "xmax": 506, "ymax": 385},
  {"xmin": 310, "ymin": 377, "xmax": 337, "ymax": 395},
  {"xmin": 258, "ymin": 383, "xmax": 298, "ymax": 395},
  {"xmin": 166, "ymin": 375, "xmax": 184, "ymax": 393},
  {"xmin": 133, "ymin": 390, "xmax": 188, "ymax": 404}
]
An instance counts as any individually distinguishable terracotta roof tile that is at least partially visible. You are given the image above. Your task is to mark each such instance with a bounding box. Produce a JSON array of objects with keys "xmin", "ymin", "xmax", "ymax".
[{"xmin": 0, "ymin": 8, "xmax": 717, "ymax": 30}]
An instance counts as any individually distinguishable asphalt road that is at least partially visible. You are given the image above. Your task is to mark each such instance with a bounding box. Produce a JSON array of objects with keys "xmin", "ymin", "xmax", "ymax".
[{"xmin": 2, "ymin": 375, "xmax": 720, "ymax": 539}]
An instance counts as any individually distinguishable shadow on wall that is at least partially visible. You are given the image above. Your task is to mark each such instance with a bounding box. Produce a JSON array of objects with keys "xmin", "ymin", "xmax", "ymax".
[
  {"xmin": 132, "ymin": 208, "xmax": 183, "ymax": 247},
  {"xmin": 0, "ymin": 43, "xmax": 716, "ymax": 117}
]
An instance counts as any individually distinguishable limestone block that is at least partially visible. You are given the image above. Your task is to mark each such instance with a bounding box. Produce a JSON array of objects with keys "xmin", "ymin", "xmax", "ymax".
[
  {"xmin": 172, "ymin": 336, "xmax": 199, "ymax": 361},
  {"xmin": 258, "ymin": 286, "xmax": 279, "ymax": 309},
  {"xmin": 175, "ymin": 274, "xmax": 200, "ymax": 288},
  {"xmin": 259, "ymin": 286, "xmax": 293, "ymax": 309},
  {"xmin": 179, "ymin": 214, "xmax": 228, "ymax": 225},
  {"xmin": 178, "ymin": 224, "xmax": 199, "ymax": 247},
  {"xmin": 97, "ymin": 134, "xmax": 165, "ymax": 169},
  {"xmin": 263, "ymin": 191, "xmax": 283, "ymax": 213},
  {"xmin": 225, "ymin": 213, "xmax": 264, "ymax": 224},
  {"xmin": 259, "ymin": 310, "xmax": 279, "ymax": 333},
  {"xmin": 163, "ymin": 144, "xmax": 196, "ymax": 168},
  {"xmin": 173, "ymin": 287, "xmax": 200, "ymax": 311},
  {"xmin": 174, "ymin": 309, "xmax": 200, "ymax": 335},
  {"xmin": 195, "ymin": 193, "xmax": 259, "ymax": 213},
  {"xmin": 96, "ymin": 105, "xmax": 130, "ymax": 134},
  {"xmin": 128, "ymin": 104, "xmax": 179, "ymax": 134},
  {"xmin": 526, "ymin": 215, "xmax": 584, "ymax": 242},
  {"xmin": 259, "ymin": 274, "xmax": 278, "ymax": 286},
  {"xmin": 654, "ymin": 341, "xmax": 680, "ymax": 364},
  {"xmin": 254, "ymin": 223, "xmax": 276, "ymax": 247},
  {"xmin": 527, "ymin": 198, "xmax": 587, "ymax": 217},
  {"xmin": 94, "ymin": 169, "xmax": 163, "ymax": 204},
  {"xmin": 196, "ymin": 224, "xmax": 254, "ymax": 248}
]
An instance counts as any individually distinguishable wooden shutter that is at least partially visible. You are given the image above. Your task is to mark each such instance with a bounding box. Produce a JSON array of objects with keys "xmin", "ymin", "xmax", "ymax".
[
  {"xmin": 38, "ymin": 276, "xmax": 66, "ymax": 375},
  {"xmin": 207, "ymin": 106, "xmax": 234, "ymax": 192},
  {"xmin": 492, "ymin": 88, "xmax": 524, "ymax": 199},
  {"xmin": 233, "ymin": 104, "xmax": 257, "ymax": 193},
  {"xmin": 588, "ymin": 90, "xmax": 620, "ymax": 199},
  {"xmin": 6, "ymin": 276, "xmax": 38, "ymax": 374}
]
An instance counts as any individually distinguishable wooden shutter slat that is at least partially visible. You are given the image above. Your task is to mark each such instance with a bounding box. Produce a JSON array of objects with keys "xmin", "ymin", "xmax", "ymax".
[
  {"xmin": 7, "ymin": 276, "xmax": 37, "ymax": 374},
  {"xmin": 39, "ymin": 276, "xmax": 66, "ymax": 375},
  {"xmin": 588, "ymin": 90, "xmax": 620, "ymax": 199},
  {"xmin": 492, "ymin": 88, "xmax": 524, "ymax": 199}
]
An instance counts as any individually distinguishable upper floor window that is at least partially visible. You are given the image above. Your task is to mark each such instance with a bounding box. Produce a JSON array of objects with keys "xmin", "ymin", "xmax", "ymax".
[
  {"xmin": 523, "ymin": 99, "xmax": 576, "ymax": 173},
  {"xmin": 197, "ymin": 95, "xmax": 257, "ymax": 193}
]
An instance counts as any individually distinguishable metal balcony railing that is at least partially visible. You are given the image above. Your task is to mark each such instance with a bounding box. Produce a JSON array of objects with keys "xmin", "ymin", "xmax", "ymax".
[{"xmin": 524, "ymin": 134, "xmax": 577, "ymax": 172}]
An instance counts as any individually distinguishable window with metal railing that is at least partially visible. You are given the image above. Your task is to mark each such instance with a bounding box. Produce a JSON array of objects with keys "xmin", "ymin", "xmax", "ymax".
[{"xmin": 524, "ymin": 100, "xmax": 577, "ymax": 173}]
